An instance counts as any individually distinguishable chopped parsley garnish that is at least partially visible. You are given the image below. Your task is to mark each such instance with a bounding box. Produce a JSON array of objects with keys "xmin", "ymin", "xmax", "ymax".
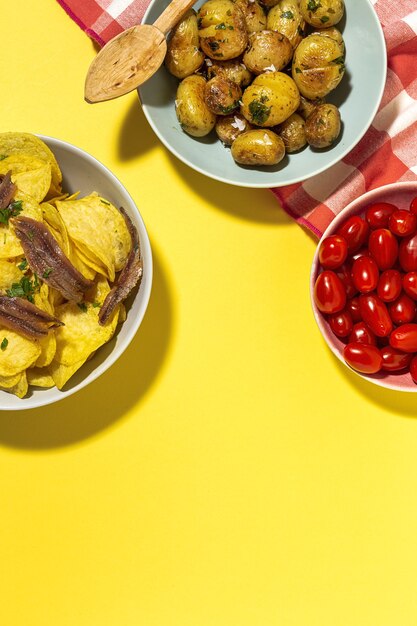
[
  {"xmin": 219, "ymin": 101, "xmax": 240, "ymax": 115},
  {"xmin": 281, "ymin": 10, "xmax": 294, "ymax": 19},
  {"xmin": 307, "ymin": 0, "xmax": 321, "ymax": 12},
  {"xmin": 77, "ymin": 302, "xmax": 88, "ymax": 312},
  {"xmin": 92, "ymin": 301, "xmax": 101, "ymax": 308},
  {"xmin": 331, "ymin": 56, "xmax": 345, "ymax": 65},
  {"xmin": 6, "ymin": 275, "xmax": 39, "ymax": 303},
  {"xmin": 249, "ymin": 99, "xmax": 271, "ymax": 125},
  {"xmin": 320, "ymin": 15, "xmax": 329, "ymax": 23},
  {"xmin": 0, "ymin": 155, "xmax": 7, "ymax": 161},
  {"xmin": 18, "ymin": 258, "xmax": 28, "ymax": 272},
  {"xmin": 215, "ymin": 22, "xmax": 226, "ymax": 29},
  {"xmin": 0, "ymin": 200, "xmax": 23, "ymax": 226},
  {"xmin": 1, "ymin": 338, "xmax": 8, "ymax": 351},
  {"xmin": 42, "ymin": 268, "xmax": 53, "ymax": 278}
]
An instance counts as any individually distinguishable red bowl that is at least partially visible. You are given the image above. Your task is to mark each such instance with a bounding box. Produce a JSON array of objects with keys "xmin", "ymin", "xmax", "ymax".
[{"xmin": 310, "ymin": 181, "xmax": 417, "ymax": 392}]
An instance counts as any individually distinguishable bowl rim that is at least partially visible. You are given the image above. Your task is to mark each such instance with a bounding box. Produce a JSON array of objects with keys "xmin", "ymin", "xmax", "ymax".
[
  {"xmin": 139, "ymin": 0, "xmax": 387, "ymax": 189},
  {"xmin": 1, "ymin": 135, "xmax": 153, "ymax": 411},
  {"xmin": 310, "ymin": 181, "xmax": 417, "ymax": 393}
]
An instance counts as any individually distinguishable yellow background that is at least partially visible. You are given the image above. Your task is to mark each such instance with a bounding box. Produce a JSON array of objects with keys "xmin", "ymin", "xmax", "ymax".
[{"xmin": 2, "ymin": 2, "xmax": 417, "ymax": 624}]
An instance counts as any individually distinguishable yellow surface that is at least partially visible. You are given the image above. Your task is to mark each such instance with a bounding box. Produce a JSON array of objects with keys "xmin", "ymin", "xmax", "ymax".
[{"xmin": 2, "ymin": 2, "xmax": 417, "ymax": 625}]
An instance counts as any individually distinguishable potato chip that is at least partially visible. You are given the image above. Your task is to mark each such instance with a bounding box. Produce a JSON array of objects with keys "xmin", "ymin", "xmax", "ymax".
[
  {"xmin": 56, "ymin": 193, "xmax": 131, "ymax": 282},
  {"xmin": 27, "ymin": 368, "xmax": 54, "ymax": 388},
  {"xmin": 2, "ymin": 371, "xmax": 29, "ymax": 398},
  {"xmin": 0, "ymin": 329, "xmax": 41, "ymax": 377},
  {"xmin": 33, "ymin": 285, "xmax": 57, "ymax": 367},
  {"xmin": 0, "ymin": 371, "xmax": 23, "ymax": 389},
  {"xmin": 41, "ymin": 202, "xmax": 71, "ymax": 255},
  {"xmin": 69, "ymin": 243, "xmax": 97, "ymax": 281},
  {"xmin": 0, "ymin": 132, "xmax": 62, "ymax": 193},
  {"xmin": 0, "ymin": 258, "xmax": 25, "ymax": 291},
  {"xmin": 73, "ymin": 241, "xmax": 107, "ymax": 277},
  {"xmin": 48, "ymin": 277, "xmax": 119, "ymax": 388},
  {"xmin": 0, "ymin": 154, "xmax": 51, "ymax": 202},
  {"xmin": 0, "ymin": 191, "xmax": 43, "ymax": 259}
]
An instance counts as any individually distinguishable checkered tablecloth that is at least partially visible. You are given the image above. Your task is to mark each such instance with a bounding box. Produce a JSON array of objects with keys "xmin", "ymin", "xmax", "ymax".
[{"xmin": 57, "ymin": 0, "xmax": 417, "ymax": 237}]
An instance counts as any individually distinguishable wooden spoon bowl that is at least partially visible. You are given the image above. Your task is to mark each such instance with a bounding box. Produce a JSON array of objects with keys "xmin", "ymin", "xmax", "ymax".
[{"xmin": 84, "ymin": 0, "xmax": 195, "ymax": 103}]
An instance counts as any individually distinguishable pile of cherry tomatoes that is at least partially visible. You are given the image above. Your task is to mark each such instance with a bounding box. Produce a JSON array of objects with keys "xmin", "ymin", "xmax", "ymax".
[{"xmin": 313, "ymin": 197, "xmax": 417, "ymax": 379}]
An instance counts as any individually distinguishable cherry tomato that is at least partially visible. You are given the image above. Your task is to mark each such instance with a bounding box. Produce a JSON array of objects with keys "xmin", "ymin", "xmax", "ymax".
[
  {"xmin": 365, "ymin": 202, "xmax": 397, "ymax": 229},
  {"xmin": 344, "ymin": 342, "xmax": 382, "ymax": 374},
  {"xmin": 402, "ymin": 272, "xmax": 417, "ymax": 300},
  {"xmin": 368, "ymin": 228, "xmax": 398, "ymax": 269},
  {"xmin": 390, "ymin": 324, "xmax": 417, "ymax": 352},
  {"xmin": 410, "ymin": 355, "xmax": 417, "ymax": 383},
  {"xmin": 314, "ymin": 270, "xmax": 346, "ymax": 314},
  {"xmin": 380, "ymin": 346, "xmax": 412, "ymax": 372},
  {"xmin": 399, "ymin": 234, "xmax": 417, "ymax": 272},
  {"xmin": 351, "ymin": 248, "xmax": 371, "ymax": 261},
  {"xmin": 377, "ymin": 269, "xmax": 402, "ymax": 302},
  {"xmin": 351, "ymin": 256, "xmax": 379, "ymax": 293},
  {"xmin": 347, "ymin": 297, "xmax": 362, "ymax": 322},
  {"xmin": 389, "ymin": 209, "xmax": 417, "ymax": 237},
  {"xmin": 388, "ymin": 294, "xmax": 417, "ymax": 325},
  {"xmin": 318, "ymin": 235, "xmax": 348, "ymax": 269},
  {"xmin": 337, "ymin": 216, "xmax": 369, "ymax": 253},
  {"xmin": 335, "ymin": 263, "xmax": 358, "ymax": 299},
  {"xmin": 328, "ymin": 309, "xmax": 353, "ymax": 338},
  {"xmin": 348, "ymin": 322, "xmax": 376, "ymax": 346},
  {"xmin": 410, "ymin": 197, "xmax": 417, "ymax": 216},
  {"xmin": 359, "ymin": 293, "xmax": 393, "ymax": 337}
]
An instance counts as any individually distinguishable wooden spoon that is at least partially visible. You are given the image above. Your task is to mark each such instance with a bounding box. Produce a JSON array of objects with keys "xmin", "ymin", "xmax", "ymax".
[{"xmin": 85, "ymin": 0, "xmax": 196, "ymax": 104}]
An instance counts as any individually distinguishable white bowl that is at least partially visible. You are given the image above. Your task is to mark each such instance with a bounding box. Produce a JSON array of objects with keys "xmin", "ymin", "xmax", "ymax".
[
  {"xmin": 139, "ymin": 0, "xmax": 387, "ymax": 188},
  {"xmin": 1, "ymin": 136, "xmax": 152, "ymax": 411},
  {"xmin": 310, "ymin": 181, "xmax": 417, "ymax": 392}
]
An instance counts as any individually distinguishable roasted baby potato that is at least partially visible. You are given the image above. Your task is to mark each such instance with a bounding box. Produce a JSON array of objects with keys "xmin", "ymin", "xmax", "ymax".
[
  {"xmin": 231, "ymin": 129, "xmax": 286, "ymax": 165},
  {"xmin": 197, "ymin": 0, "xmax": 248, "ymax": 60},
  {"xmin": 310, "ymin": 26, "xmax": 345, "ymax": 55},
  {"xmin": 241, "ymin": 71, "xmax": 300, "ymax": 127},
  {"xmin": 259, "ymin": 0, "xmax": 282, "ymax": 10},
  {"xmin": 175, "ymin": 75, "xmax": 217, "ymax": 136},
  {"xmin": 206, "ymin": 58, "xmax": 253, "ymax": 87},
  {"xmin": 165, "ymin": 10, "xmax": 204, "ymax": 78},
  {"xmin": 297, "ymin": 94, "xmax": 325, "ymax": 119},
  {"xmin": 292, "ymin": 33, "xmax": 345, "ymax": 99},
  {"xmin": 276, "ymin": 112, "xmax": 306, "ymax": 152},
  {"xmin": 300, "ymin": 0, "xmax": 344, "ymax": 28},
  {"xmin": 204, "ymin": 76, "xmax": 242, "ymax": 115},
  {"xmin": 243, "ymin": 30, "xmax": 293, "ymax": 75},
  {"xmin": 305, "ymin": 103, "xmax": 341, "ymax": 148},
  {"xmin": 215, "ymin": 114, "xmax": 252, "ymax": 144},
  {"xmin": 235, "ymin": 0, "xmax": 267, "ymax": 34},
  {"xmin": 266, "ymin": 0, "xmax": 305, "ymax": 49}
]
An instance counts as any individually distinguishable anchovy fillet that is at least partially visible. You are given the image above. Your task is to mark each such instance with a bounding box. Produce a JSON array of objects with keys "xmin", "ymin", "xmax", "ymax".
[
  {"xmin": 0, "ymin": 171, "xmax": 17, "ymax": 209},
  {"xmin": 12, "ymin": 216, "xmax": 94, "ymax": 303},
  {"xmin": 0, "ymin": 295, "xmax": 63, "ymax": 340}
]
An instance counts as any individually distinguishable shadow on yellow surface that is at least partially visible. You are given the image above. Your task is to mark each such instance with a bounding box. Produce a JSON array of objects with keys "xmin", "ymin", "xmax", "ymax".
[
  {"xmin": 118, "ymin": 99, "xmax": 301, "ymax": 227},
  {"xmin": 165, "ymin": 150, "xmax": 296, "ymax": 226},
  {"xmin": 118, "ymin": 97, "xmax": 160, "ymax": 161},
  {"xmin": 331, "ymin": 352, "xmax": 417, "ymax": 419},
  {"xmin": 0, "ymin": 244, "xmax": 173, "ymax": 451}
]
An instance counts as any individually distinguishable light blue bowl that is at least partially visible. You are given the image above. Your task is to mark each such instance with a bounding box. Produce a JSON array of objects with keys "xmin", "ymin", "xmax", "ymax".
[{"xmin": 139, "ymin": 0, "xmax": 386, "ymax": 188}]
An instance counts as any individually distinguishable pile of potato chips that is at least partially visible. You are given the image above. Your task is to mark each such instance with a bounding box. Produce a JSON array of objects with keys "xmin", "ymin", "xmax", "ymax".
[{"xmin": 0, "ymin": 132, "xmax": 134, "ymax": 398}]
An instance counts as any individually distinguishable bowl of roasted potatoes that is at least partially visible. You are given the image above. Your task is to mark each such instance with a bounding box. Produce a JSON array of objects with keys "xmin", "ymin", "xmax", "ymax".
[
  {"xmin": 139, "ymin": 0, "xmax": 386, "ymax": 188},
  {"xmin": 0, "ymin": 132, "xmax": 152, "ymax": 409}
]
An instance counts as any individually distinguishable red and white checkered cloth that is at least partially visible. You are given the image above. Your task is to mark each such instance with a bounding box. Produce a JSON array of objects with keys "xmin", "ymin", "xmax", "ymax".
[{"xmin": 58, "ymin": 0, "xmax": 417, "ymax": 238}]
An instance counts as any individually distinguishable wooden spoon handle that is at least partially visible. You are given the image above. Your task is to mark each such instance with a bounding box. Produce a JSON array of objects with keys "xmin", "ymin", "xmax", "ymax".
[{"xmin": 153, "ymin": 0, "xmax": 197, "ymax": 35}]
